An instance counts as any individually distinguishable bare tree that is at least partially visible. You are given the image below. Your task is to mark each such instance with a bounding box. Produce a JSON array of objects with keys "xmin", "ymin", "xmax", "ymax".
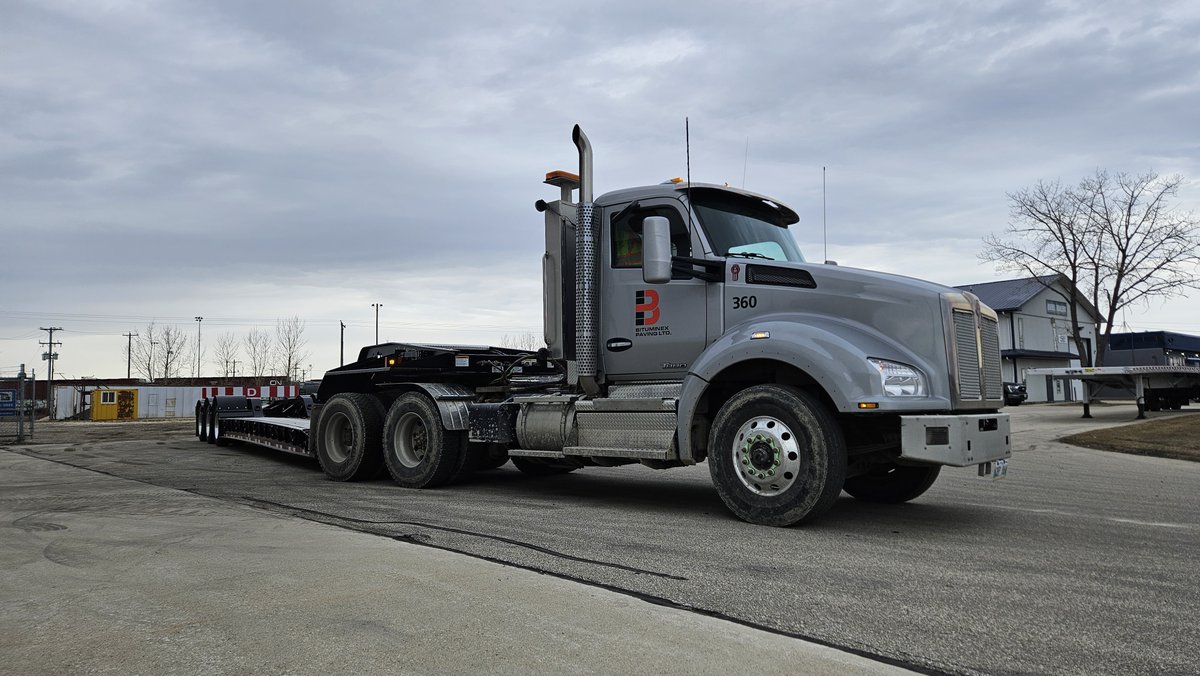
[
  {"xmin": 982, "ymin": 170, "xmax": 1200, "ymax": 366},
  {"xmin": 243, "ymin": 327, "xmax": 274, "ymax": 379},
  {"xmin": 275, "ymin": 315, "xmax": 309, "ymax": 383},
  {"xmin": 128, "ymin": 323, "xmax": 158, "ymax": 381},
  {"xmin": 157, "ymin": 324, "xmax": 193, "ymax": 380},
  {"xmin": 127, "ymin": 322, "xmax": 194, "ymax": 381},
  {"xmin": 500, "ymin": 330, "xmax": 544, "ymax": 351},
  {"xmin": 212, "ymin": 332, "xmax": 240, "ymax": 377}
]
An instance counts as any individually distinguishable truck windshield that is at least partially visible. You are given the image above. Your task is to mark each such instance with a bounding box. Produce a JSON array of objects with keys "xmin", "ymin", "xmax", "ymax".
[{"xmin": 691, "ymin": 193, "xmax": 805, "ymax": 262}]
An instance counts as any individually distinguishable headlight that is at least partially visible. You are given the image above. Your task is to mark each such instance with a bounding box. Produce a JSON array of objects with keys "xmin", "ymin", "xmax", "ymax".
[{"xmin": 867, "ymin": 358, "xmax": 926, "ymax": 397}]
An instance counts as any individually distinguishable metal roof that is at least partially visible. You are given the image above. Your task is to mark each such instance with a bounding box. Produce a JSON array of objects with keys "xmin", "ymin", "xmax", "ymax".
[{"xmin": 956, "ymin": 274, "xmax": 1099, "ymax": 318}]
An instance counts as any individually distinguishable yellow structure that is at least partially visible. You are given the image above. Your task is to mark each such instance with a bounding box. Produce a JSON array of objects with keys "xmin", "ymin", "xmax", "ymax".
[{"xmin": 91, "ymin": 389, "xmax": 138, "ymax": 421}]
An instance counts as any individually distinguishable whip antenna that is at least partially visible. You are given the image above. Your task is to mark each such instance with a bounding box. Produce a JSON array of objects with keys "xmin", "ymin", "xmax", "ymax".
[
  {"xmin": 686, "ymin": 117, "xmax": 692, "ymax": 227},
  {"xmin": 823, "ymin": 166, "xmax": 828, "ymax": 263}
]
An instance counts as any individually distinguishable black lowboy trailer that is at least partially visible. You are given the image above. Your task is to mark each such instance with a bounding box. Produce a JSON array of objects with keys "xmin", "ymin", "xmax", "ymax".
[{"xmin": 196, "ymin": 342, "xmax": 563, "ymax": 480}]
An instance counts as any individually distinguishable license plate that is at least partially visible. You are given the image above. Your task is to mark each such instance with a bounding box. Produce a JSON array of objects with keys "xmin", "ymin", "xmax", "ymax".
[{"xmin": 979, "ymin": 459, "xmax": 1008, "ymax": 480}]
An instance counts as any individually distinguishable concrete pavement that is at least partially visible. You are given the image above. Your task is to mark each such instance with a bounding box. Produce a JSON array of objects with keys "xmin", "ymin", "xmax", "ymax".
[{"xmin": 0, "ymin": 449, "xmax": 910, "ymax": 675}]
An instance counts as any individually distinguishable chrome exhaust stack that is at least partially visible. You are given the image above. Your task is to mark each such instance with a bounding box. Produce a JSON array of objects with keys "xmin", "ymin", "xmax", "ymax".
[{"xmin": 572, "ymin": 125, "xmax": 600, "ymax": 396}]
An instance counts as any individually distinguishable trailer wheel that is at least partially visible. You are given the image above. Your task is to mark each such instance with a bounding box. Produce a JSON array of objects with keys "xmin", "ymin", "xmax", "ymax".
[
  {"xmin": 383, "ymin": 392, "xmax": 464, "ymax": 488},
  {"xmin": 205, "ymin": 401, "xmax": 218, "ymax": 445},
  {"xmin": 842, "ymin": 465, "xmax": 941, "ymax": 503},
  {"xmin": 196, "ymin": 400, "xmax": 207, "ymax": 439},
  {"xmin": 511, "ymin": 457, "xmax": 581, "ymax": 476},
  {"xmin": 314, "ymin": 393, "xmax": 386, "ymax": 481},
  {"xmin": 707, "ymin": 385, "xmax": 846, "ymax": 526}
]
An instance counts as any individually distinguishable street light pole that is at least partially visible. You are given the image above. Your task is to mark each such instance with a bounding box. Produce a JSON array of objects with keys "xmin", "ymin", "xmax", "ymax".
[
  {"xmin": 371, "ymin": 303, "xmax": 383, "ymax": 345},
  {"xmin": 194, "ymin": 316, "xmax": 203, "ymax": 378},
  {"xmin": 149, "ymin": 340, "xmax": 158, "ymax": 381}
]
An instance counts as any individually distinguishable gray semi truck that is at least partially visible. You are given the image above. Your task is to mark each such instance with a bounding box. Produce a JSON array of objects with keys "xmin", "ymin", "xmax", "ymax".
[{"xmin": 198, "ymin": 125, "xmax": 1011, "ymax": 526}]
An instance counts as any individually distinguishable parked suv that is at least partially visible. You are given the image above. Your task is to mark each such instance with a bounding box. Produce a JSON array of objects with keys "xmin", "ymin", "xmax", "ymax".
[{"xmin": 1004, "ymin": 382, "xmax": 1028, "ymax": 406}]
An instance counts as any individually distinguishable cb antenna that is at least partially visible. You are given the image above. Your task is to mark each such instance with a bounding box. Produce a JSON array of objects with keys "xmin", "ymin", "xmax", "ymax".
[
  {"xmin": 685, "ymin": 117, "xmax": 692, "ymax": 227},
  {"xmin": 823, "ymin": 166, "xmax": 828, "ymax": 263}
]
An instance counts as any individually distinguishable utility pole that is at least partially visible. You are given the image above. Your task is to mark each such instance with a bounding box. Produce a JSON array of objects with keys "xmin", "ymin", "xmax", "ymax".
[
  {"xmin": 340, "ymin": 320, "xmax": 345, "ymax": 366},
  {"xmin": 39, "ymin": 327, "xmax": 62, "ymax": 420},
  {"xmin": 123, "ymin": 331, "xmax": 138, "ymax": 379},
  {"xmin": 371, "ymin": 304, "xmax": 383, "ymax": 345},
  {"xmin": 194, "ymin": 316, "xmax": 204, "ymax": 378}
]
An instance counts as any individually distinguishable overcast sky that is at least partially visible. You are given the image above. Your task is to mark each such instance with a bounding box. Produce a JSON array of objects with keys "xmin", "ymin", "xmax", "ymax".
[{"xmin": 3, "ymin": 0, "xmax": 1199, "ymax": 380}]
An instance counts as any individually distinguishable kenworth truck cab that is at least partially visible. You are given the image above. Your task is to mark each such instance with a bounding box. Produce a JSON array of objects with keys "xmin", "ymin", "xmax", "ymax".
[
  {"xmin": 199, "ymin": 125, "xmax": 1010, "ymax": 527},
  {"xmin": 529, "ymin": 126, "xmax": 1009, "ymax": 524}
]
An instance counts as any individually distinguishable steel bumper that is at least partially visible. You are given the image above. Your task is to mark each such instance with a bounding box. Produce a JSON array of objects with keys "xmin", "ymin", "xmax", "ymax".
[{"xmin": 899, "ymin": 413, "xmax": 1011, "ymax": 467}]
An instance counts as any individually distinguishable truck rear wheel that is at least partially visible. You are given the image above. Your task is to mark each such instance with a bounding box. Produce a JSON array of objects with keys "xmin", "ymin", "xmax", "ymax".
[
  {"xmin": 383, "ymin": 392, "xmax": 464, "ymax": 488},
  {"xmin": 315, "ymin": 393, "xmax": 386, "ymax": 481},
  {"xmin": 474, "ymin": 443, "xmax": 510, "ymax": 471},
  {"xmin": 843, "ymin": 465, "xmax": 940, "ymax": 503},
  {"xmin": 708, "ymin": 385, "xmax": 846, "ymax": 526}
]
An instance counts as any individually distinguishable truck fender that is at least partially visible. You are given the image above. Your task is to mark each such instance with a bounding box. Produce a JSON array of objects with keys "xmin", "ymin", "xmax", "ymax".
[
  {"xmin": 403, "ymin": 382, "xmax": 474, "ymax": 431},
  {"xmin": 675, "ymin": 314, "xmax": 946, "ymax": 464}
]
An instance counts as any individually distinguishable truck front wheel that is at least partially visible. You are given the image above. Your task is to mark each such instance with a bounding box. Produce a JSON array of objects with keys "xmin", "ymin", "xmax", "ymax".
[
  {"xmin": 708, "ymin": 385, "xmax": 846, "ymax": 526},
  {"xmin": 842, "ymin": 465, "xmax": 940, "ymax": 503},
  {"xmin": 383, "ymin": 392, "xmax": 464, "ymax": 488},
  {"xmin": 314, "ymin": 393, "xmax": 386, "ymax": 481}
]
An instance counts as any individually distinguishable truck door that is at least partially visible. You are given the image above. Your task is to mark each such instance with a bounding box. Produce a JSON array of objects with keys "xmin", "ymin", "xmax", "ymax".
[{"xmin": 600, "ymin": 199, "xmax": 709, "ymax": 380}]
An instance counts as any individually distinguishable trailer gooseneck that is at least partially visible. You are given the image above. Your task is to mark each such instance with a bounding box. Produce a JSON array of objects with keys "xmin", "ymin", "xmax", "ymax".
[{"xmin": 198, "ymin": 125, "xmax": 1011, "ymax": 526}]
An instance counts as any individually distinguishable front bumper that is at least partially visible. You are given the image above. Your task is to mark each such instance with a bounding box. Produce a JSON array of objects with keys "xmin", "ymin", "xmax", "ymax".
[{"xmin": 899, "ymin": 413, "xmax": 1011, "ymax": 466}]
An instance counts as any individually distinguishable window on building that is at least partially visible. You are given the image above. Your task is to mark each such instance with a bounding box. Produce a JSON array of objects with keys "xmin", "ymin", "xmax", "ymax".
[
  {"xmin": 1046, "ymin": 300, "xmax": 1068, "ymax": 317},
  {"xmin": 100, "ymin": 391, "xmax": 116, "ymax": 404}
]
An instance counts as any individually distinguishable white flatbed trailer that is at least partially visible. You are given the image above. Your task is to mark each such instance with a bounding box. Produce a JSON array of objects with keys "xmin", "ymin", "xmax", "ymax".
[{"xmin": 1024, "ymin": 366, "xmax": 1200, "ymax": 418}]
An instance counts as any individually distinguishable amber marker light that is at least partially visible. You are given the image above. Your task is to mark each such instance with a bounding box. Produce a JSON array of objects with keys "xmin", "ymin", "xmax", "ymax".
[
  {"xmin": 858, "ymin": 402, "xmax": 879, "ymax": 409},
  {"xmin": 750, "ymin": 331, "xmax": 771, "ymax": 340}
]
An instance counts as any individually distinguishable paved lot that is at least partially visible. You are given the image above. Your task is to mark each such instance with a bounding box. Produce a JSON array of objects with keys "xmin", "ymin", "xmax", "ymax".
[{"xmin": 4, "ymin": 404, "xmax": 1198, "ymax": 674}]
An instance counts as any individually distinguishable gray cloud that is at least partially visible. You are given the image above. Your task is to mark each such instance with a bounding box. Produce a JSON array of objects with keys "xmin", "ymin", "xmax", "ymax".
[{"xmin": 2, "ymin": 0, "xmax": 1198, "ymax": 378}]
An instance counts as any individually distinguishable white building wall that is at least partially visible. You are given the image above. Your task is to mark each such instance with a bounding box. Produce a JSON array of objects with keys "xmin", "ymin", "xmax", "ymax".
[{"xmin": 55, "ymin": 385, "xmax": 299, "ymax": 419}]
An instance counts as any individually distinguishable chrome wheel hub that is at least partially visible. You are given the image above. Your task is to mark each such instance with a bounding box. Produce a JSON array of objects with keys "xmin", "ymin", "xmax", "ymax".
[{"xmin": 733, "ymin": 415, "xmax": 802, "ymax": 496}]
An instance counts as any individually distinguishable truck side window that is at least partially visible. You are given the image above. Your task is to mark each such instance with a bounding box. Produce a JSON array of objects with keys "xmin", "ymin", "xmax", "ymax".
[{"xmin": 611, "ymin": 208, "xmax": 691, "ymax": 268}]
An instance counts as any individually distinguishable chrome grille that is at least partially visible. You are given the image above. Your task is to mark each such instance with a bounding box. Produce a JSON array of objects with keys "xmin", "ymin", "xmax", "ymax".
[
  {"xmin": 953, "ymin": 311, "xmax": 981, "ymax": 400},
  {"xmin": 981, "ymin": 317, "xmax": 1003, "ymax": 400}
]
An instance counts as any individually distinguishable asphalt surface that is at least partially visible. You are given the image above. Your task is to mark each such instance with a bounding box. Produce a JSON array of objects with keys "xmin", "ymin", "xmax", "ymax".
[
  {"xmin": 0, "ymin": 450, "xmax": 899, "ymax": 676},
  {"xmin": 5, "ymin": 404, "xmax": 1199, "ymax": 674}
]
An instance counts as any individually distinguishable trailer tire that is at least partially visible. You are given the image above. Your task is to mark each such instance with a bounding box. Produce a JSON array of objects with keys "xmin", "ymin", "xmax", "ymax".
[
  {"xmin": 707, "ymin": 385, "xmax": 846, "ymax": 527},
  {"xmin": 315, "ymin": 393, "xmax": 386, "ymax": 481},
  {"xmin": 205, "ymin": 401, "xmax": 218, "ymax": 445},
  {"xmin": 511, "ymin": 457, "xmax": 580, "ymax": 476},
  {"xmin": 842, "ymin": 465, "xmax": 941, "ymax": 503},
  {"xmin": 196, "ymin": 400, "xmax": 207, "ymax": 440},
  {"xmin": 383, "ymin": 392, "xmax": 464, "ymax": 488}
]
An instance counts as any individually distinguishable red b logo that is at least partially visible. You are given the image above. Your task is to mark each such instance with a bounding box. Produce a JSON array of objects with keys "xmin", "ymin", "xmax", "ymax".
[{"xmin": 635, "ymin": 289, "xmax": 660, "ymax": 326}]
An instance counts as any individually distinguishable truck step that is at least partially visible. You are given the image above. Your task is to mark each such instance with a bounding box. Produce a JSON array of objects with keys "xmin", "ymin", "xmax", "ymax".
[
  {"xmin": 563, "ymin": 446, "xmax": 673, "ymax": 461},
  {"xmin": 507, "ymin": 449, "xmax": 566, "ymax": 459}
]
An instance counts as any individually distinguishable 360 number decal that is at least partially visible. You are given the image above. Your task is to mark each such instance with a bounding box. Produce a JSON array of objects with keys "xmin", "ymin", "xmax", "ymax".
[{"xmin": 732, "ymin": 295, "xmax": 758, "ymax": 309}]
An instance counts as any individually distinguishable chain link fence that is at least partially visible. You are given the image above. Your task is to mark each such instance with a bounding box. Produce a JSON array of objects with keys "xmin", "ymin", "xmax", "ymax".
[{"xmin": 0, "ymin": 367, "xmax": 35, "ymax": 442}]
